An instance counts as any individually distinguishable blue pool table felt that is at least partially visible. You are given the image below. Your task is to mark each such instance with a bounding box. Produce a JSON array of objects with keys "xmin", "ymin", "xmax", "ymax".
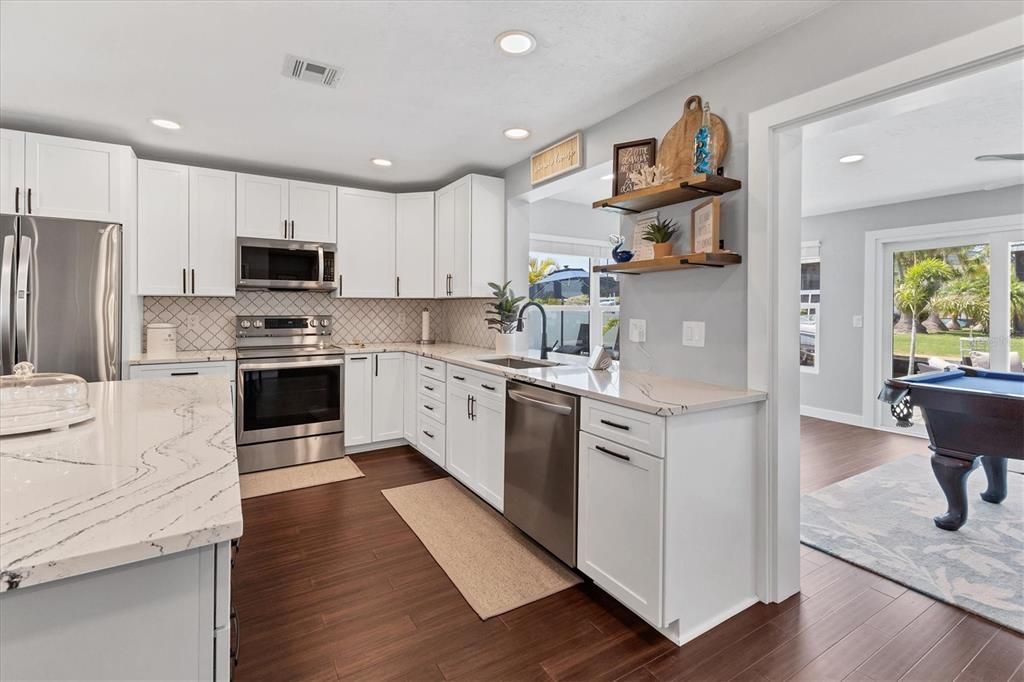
[{"xmin": 902, "ymin": 368, "xmax": 1024, "ymax": 397}]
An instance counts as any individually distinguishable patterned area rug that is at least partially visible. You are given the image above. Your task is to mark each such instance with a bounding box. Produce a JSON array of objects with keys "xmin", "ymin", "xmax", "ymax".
[{"xmin": 802, "ymin": 455, "xmax": 1023, "ymax": 633}]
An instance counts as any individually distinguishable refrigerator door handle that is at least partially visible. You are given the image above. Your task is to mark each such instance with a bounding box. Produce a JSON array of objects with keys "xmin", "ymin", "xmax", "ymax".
[
  {"xmin": 15, "ymin": 235, "xmax": 31, "ymax": 365},
  {"xmin": 1, "ymin": 235, "xmax": 15, "ymax": 373}
]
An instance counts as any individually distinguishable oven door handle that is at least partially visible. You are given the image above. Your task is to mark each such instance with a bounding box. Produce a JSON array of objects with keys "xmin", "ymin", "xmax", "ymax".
[{"xmin": 238, "ymin": 358, "xmax": 344, "ymax": 372}]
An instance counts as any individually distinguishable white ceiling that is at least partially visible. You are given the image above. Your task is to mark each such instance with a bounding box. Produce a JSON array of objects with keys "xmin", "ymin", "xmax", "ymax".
[
  {"xmin": 801, "ymin": 59, "xmax": 1024, "ymax": 216},
  {"xmin": 0, "ymin": 0, "xmax": 831, "ymax": 191}
]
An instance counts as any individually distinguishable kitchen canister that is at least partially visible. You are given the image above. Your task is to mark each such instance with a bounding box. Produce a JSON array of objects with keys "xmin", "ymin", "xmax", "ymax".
[{"xmin": 146, "ymin": 323, "xmax": 178, "ymax": 358}]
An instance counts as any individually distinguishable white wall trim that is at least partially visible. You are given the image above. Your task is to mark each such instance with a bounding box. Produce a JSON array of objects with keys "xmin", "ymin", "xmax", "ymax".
[
  {"xmin": 529, "ymin": 232, "xmax": 609, "ymax": 247},
  {"xmin": 861, "ymin": 214, "xmax": 1024, "ymax": 428},
  {"xmin": 746, "ymin": 18, "xmax": 1023, "ymax": 604},
  {"xmin": 799, "ymin": 405, "xmax": 866, "ymax": 427}
]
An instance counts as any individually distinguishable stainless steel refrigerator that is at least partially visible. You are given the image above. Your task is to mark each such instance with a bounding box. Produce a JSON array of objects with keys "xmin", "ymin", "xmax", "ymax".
[{"xmin": 1, "ymin": 215, "xmax": 121, "ymax": 381}]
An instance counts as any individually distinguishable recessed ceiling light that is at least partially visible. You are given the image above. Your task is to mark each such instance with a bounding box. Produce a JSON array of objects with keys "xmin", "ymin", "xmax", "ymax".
[
  {"xmin": 496, "ymin": 30, "xmax": 536, "ymax": 55},
  {"xmin": 371, "ymin": 158, "xmax": 392, "ymax": 167},
  {"xmin": 601, "ymin": 174, "xmax": 615, "ymax": 181},
  {"xmin": 150, "ymin": 118, "xmax": 181, "ymax": 130},
  {"xmin": 503, "ymin": 128, "xmax": 531, "ymax": 140},
  {"xmin": 839, "ymin": 154, "xmax": 864, "ymax": 164}
]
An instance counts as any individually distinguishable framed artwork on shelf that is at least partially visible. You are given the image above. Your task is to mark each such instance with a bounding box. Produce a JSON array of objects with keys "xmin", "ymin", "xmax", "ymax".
[
  {"xmin": 691, "ymin": 197, "xmax": 721, "ymax": 254},
  {"xmin": 612, "ymin": 138, "xmax": 656, "ymax": 195},
  {"xmin": 630, "ymin": 210, "xmax": 658, "ymax": 260}
]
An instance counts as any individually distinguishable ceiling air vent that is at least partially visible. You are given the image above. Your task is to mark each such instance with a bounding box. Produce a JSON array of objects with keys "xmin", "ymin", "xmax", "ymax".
[{"xmin": 282, "ymin": 54, "xmax": 342, "ymax": 89}]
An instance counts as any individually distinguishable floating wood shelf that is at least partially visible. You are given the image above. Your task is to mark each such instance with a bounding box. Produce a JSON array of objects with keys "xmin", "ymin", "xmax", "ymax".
[
  {"xmin": 594, "ymin": 251, "xmax": 742, "ymax": 274},
  {"xmin": 592, "ymin": 174, "xmax": 741, "ymax": 214}
]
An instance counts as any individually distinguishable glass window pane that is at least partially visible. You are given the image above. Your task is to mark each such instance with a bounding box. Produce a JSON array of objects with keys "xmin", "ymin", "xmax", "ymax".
[{"xmin": 1010, "ymin": 241, "xmax": 1023, "ymax": 373}]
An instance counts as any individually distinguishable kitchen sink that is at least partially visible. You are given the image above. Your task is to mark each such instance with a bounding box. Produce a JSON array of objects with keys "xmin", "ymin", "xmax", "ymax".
[{"xmin": 477, "ymin": 356, "xmax": 562, "ymax": 370}]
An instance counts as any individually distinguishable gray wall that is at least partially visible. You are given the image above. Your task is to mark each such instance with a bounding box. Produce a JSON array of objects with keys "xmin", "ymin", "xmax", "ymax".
[
  {"xmin": 800, "ymin": 185, "xmax": 1024, "ymax": 416},
  {"xmin": 528, "ymin": 198, "xmax": 618, "ymax": 242},
  {"xmin": 502, "ymin": 0, "xmax": 1022, "ymax": 387}
]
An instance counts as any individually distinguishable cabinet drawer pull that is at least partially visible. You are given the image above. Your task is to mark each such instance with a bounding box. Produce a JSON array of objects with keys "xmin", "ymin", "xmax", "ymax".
[
  {"xmin": 349, "ymin": 357, "xmax": 367, "ymax": 361},
  {"xmin": 595, "ymin": 444, "xmax": 630, "ymax": 462},
  {"xmin": 452, "ymin": 374, "xmax": 465, "ymax": 381},
  {"xmin": 424, "ymin": 364, "xmax": 434, "ymax": 370},
  {"xmin": 14, "ymin": 187, "xmax": 18, "ymax": 214},
  {"xmin": 230, "ymin": 606, "xmax": 239, "ymax": 666},
  {"xmin": 481, "ymin": 383, "xmax": 496, "ymax": 391},
  {"xmin": 422, "ymin": 430, "xmax": 435, "ymax": 439},
  {"xmin": 423, "ymin": 384, "xmax": 434, "ymax": 391},
  {"xmin": 26, "ymin": 188, "xmax": 31, "ymax": 214},
  {"xmin": 191, "ymin": 268, "xmax": 195, "ymax": 294},
  {"xmin": 600, "ymin": 418, "xmax": 630, "ymax": 431},
  {"xmin": 170, "ymin": 371, "xmax": 199, "ymax": 376},
  {"xmin": 423, "ymin": 404, "xmax": 434, "ymax": 411}
]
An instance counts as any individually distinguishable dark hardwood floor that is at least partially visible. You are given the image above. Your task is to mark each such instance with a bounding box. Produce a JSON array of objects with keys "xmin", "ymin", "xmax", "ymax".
[{"xmin": 232, "ymin": 419, "xmax": 1024, "ymax": 681}]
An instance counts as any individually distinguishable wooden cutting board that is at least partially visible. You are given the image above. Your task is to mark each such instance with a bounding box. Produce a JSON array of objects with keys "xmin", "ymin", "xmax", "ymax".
[{"xmin": 658, "ymin": 95, "xmax": 728, "ymax": 179}]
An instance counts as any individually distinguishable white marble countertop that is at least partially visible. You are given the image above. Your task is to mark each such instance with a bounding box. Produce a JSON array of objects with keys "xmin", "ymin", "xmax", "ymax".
[
  {"xmin": 129, "ymin": 349, "xmax": 236, "ymax": 365},
  {"xmin": 337, "ymin": 342, "xmax": 766, "ymax": 416},
  {"xmin": 0, "ymin": 377, "xmax": 242, "ymax": 592}
]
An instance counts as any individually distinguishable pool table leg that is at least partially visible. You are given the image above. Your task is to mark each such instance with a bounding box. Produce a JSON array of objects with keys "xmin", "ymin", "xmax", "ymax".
[
  {"xmin": 980, "ymin": 456, "xmax": 1008, "ymax": 504},
  {"xmin": 930, "ymin": 453, "xmax": 979, "ymax": 531}
]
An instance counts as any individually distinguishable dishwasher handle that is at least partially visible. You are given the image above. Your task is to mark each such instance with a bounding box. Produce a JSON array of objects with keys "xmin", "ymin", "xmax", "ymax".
[{"xmin": 508, "ymin": 389, "xmax": 573, "ymax": 415}]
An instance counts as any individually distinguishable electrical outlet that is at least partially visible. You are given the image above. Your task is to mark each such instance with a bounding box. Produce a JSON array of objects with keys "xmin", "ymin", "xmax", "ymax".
[
  {"xmin": 682, "ymin": 321, "xmax": 705, "ymax": 347},
  {"xmin": 398, "ymin": 310, "xmax": 407, "ymax": 326},
  {"xmin": 628, "ymin": 319, "xmax": 647, "ymax": 343},
  {"xmin": 852, "ymin": 315, "xmax": 863, "ymax": 328}
]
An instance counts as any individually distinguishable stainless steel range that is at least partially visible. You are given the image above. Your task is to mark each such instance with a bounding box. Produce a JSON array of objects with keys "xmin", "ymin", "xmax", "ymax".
[{"xmin": 235, "ymin": 315, "xmax": 345, "ymax": 474}]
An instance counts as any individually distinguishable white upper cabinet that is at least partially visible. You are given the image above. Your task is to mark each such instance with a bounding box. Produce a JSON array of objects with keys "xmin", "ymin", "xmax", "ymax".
[
  {"xmin": 2, "ymin": 131, "xmax": 126, "ymax": 222},
  {"xmin": 396, "ymin": 192, "xmax": 435, "ymax": 298},
  {"xmin": 434, "ymin": 184, "xmax": 455, "ymax": 297},
  {"xmin": 138, "ymin": 161, "xmax": 189, "ymax": 296},
  {"xmin": 289, "ymin": 180, "xmax": 336, "ymax": 243},
  {"xmin": 138, "ymin": 161, "xmax": 236, "ymax": 296},
  {"xmin": 236, "ymin": 174, "xmax": 335, "ymax": 242},
  {"xmin": 0, "ymin": 129, "xmax": 25, "ymax": 214},
  {"xmin": 337, "ymin": 187, "xmax": 396, "ymax": 298},
  {"xmin": 236, "ymin": 173, "xmax": 289, "ymax": 239},
  {"xmin": 434, "ymin": 174, "xmax": 505, "ymax": 297},
  {"xmin": 371, "ymin": 353, "xmax": 405, "ymax": 442},
  {"xmin": 188, "ymin": 167, "xmax": 236, "ymax": 296}
]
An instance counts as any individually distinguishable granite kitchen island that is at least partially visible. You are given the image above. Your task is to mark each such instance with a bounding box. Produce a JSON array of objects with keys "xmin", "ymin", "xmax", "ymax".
[{"xmin": 0, "ymin": 376, "xmax": 242, "ymax": 680}]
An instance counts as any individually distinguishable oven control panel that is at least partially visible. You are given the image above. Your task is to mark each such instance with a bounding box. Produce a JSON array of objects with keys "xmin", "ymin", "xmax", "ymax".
[{"xmin": 236, "ymin": 315, "xmax": 333, "ymax": 338}]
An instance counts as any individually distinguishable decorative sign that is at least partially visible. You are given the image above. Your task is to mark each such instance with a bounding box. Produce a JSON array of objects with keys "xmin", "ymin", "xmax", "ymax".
[
  {"xmin": 530, "ymin": 132, "xmax": 582, "ymax": 185},
  {"xmin": 630, "ymin": 210, "xmax": 658, "ymax": 260},
  {"xmin": 612, "ymin": 138, "xmax": 656, "ymax": 195},
  {"xmin": 691, "ymin": 197, "xmax": 721, "ymax": 254}
]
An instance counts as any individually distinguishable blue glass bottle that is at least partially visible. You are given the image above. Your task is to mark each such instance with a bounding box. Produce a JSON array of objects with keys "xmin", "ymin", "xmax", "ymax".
[{"xmin": 693, "ymin": 102, "xmax": 713, "ymax": 175}]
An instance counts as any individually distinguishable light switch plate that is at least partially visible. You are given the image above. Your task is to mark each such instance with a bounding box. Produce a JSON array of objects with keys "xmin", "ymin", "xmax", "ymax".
[
  {"xmin": 852, "ymin": 315, "xmax": 863, "ymax": 328},
  {"xmin": 682, "ymin": 321, "xmax": 705, "ymax": 347},
  {"xmin": 628, "ymin": 319, "xmax": 647, "ymax": 343}
]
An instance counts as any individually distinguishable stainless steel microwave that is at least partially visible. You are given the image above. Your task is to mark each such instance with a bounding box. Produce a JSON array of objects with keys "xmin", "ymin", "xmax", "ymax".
[{"xmin": 236, "ymin": 237, "xmax": 336, "ymax": 291}]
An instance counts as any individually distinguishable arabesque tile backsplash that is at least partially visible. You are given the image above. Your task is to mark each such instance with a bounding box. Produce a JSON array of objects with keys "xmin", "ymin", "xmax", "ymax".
[{"xmin": 142, "ymin": 292, "xmax": 496, "ymax": 351}]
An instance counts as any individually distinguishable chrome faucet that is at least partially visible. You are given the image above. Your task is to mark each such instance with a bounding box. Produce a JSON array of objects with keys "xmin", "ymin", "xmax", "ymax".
[{"xmin": 516, "ymin": 301, "xmax": 549, "ymax": 360}]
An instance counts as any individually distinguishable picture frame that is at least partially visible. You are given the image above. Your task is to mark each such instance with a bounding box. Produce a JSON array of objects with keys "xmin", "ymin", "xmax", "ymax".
[
  {"xmin": 690, "ymin": 197, "xmax": 721, "ymax": 254},
  {"xmin": 612, "ymin": 138, "xmax": 656, "ymax": 195}
]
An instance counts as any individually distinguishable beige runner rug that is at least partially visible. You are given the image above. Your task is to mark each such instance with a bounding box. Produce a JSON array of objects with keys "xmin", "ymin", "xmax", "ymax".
[
  {"xmin": 240, "ymin": 457, "xmax": 364, "ymax": 499},
  {"xmin": 381, "ymin": 477, "xmax": 580, "ymax": 619}
]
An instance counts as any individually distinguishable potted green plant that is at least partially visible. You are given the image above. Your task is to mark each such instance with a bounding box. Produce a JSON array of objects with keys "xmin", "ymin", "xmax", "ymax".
[
  {"xmin": 641, "ymin": 218, "xmax": 678, "ymax": 258},
  {"xmin": 486, "ymin": 281, "xmax": 525, "ymax": 354}
]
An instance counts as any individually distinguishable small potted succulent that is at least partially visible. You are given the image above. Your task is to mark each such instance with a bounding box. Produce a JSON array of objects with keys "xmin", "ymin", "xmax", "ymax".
[
  {"xmin": 486, "ymin": 281, "xmax": 525, "ymax": 354},
  {"xmin": 641, "ymin": 218, "xmax": 678, "ymax": 258}
]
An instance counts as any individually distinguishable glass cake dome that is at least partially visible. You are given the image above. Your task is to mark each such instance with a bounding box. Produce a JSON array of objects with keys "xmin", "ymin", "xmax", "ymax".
[{"xmin": 0, "ymin": 362, "xmax": 94, "ymax": 436}]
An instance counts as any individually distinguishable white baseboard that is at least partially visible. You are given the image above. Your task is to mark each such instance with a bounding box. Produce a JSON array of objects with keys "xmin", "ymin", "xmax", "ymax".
[{"xmin": 799, "ymin": 405, "xmax": 866, "ymax": 427}]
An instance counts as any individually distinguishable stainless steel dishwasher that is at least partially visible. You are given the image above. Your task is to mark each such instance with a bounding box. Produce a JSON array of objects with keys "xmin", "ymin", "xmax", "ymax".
[{"xmin": 504, "ymin": 381, "xmax": 580, "ymax": 566}]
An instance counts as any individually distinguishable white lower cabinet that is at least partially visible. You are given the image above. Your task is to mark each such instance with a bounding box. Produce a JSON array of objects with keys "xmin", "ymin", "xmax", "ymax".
[
  {"xmin": 578, "ymin": 431, "xmax": 664, "ymax": 626},
  {"xmin": 371, "ymin": 353, "xmax": 404, "ymax": 441},
  {"xmin": 417, "ymin": 413, "xmax": 445, "ymax": 466},
  {"xmin": 128, "ymin": 361, "xmax": 236, "ymax": 413},
  {"xmin": 0, "ymin": 542, "xmax": 232, "ymax": 681},
  {"xmin": 446, "ymin": 383, "xmax": 475, "ymax": 485},
  {"xmin": 445, "ymin": 378, "xmax": 505, "ymax": 511},
  {"xmin": 403, "ymin": 353, "xmax": 418, "ymax": 443},
  {"xmin": 344, "ymin": 354, "xmax": 373, "ymax": 446}
]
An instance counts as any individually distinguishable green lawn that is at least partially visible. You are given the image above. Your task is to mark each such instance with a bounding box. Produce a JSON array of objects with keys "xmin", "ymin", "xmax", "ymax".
[{"xmin": 892, "ymin": 329, "xmax": 1024, "ymax": 360}]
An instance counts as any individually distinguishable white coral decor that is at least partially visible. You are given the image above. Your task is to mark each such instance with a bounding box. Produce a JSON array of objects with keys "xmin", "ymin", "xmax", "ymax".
[{"xmin": 626, "ymin": 163, "xmax": 674, "ymax": 190}]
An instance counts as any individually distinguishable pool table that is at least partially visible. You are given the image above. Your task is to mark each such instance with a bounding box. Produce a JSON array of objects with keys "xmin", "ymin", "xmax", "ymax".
[{"xmin": 879, "ymin": 367, "xmax": 1024, "ymax": 531}]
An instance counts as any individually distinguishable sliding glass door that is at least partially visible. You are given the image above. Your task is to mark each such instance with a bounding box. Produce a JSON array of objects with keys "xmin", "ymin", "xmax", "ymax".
[{"xmin": 877, "ymin": 228, "xmax": 1022, "ymax": 432}]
